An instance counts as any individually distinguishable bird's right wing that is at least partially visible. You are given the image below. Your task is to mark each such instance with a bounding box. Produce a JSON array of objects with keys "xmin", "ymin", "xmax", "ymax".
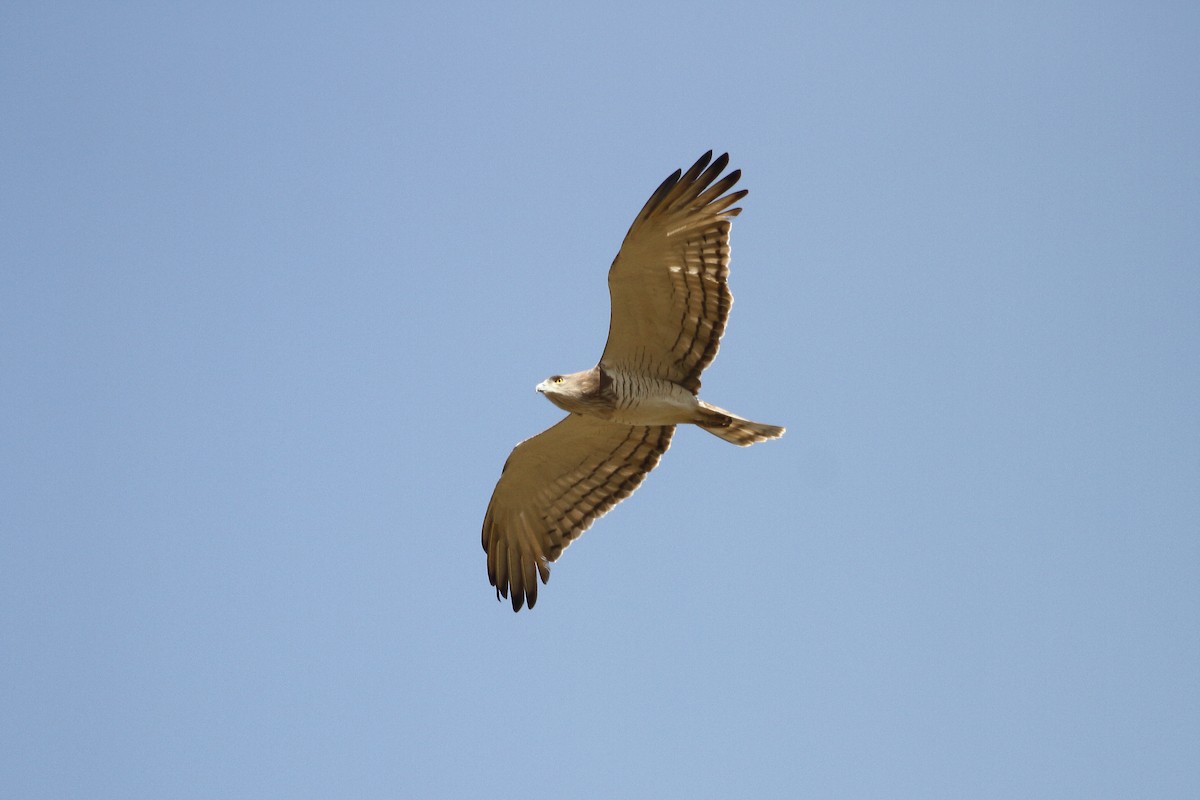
[{"xmin": 482, "ymin": 415, "xmax": 675, "ymax": 611}]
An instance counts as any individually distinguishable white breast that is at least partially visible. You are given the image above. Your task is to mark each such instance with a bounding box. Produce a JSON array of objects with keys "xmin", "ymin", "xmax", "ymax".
[{"xmin": 605, "ymin": 371, "xmax": 700, "ymax": 426}]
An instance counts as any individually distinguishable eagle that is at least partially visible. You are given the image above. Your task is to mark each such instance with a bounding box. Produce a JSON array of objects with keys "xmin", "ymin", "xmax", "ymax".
[{"xmin": 482, "ymin": 152, "xmax": 784, "ymax": 611}]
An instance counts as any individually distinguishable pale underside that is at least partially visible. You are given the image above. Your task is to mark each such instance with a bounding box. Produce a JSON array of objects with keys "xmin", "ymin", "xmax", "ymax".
[{"xmin": 482, "ymin": 152, "xmax": 758, "ymax": 611}]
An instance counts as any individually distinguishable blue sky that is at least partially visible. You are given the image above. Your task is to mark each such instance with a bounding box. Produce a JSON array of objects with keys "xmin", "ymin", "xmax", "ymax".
[{"xmin": 3, "ymin": 2, "xmax": 1198, "ymax": 798}]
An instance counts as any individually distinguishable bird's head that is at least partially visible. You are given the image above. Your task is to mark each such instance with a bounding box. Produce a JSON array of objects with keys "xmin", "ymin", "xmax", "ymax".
[
  {"xmin": 536, "ymin": 374, "xmax": 572, "ymax": 405},
  {"xmin": 536, "ymin": 370, "xmax": 595, "ymax": 413}
]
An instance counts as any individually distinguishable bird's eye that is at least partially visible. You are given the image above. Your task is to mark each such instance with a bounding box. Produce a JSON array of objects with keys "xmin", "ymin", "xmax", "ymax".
[{"xmin": 553, "ymin": 376, "xmax": 564, "ymax": 384}]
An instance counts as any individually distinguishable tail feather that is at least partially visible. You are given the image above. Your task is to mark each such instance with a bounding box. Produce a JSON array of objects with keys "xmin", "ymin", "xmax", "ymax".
[{"xmin": 695, "ymin": 401, "xmax": 785, "ymax": 446}]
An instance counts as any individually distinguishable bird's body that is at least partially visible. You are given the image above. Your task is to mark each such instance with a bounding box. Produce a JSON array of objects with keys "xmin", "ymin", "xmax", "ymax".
[
  {"xmin": 483, "ymin": 152, "xmax": 784, "ymax": 611},
  {"xmin": 604, "ymin": 374, "xmax": 699, "ymax": 427},
  {"xmin": 537, "ymin": 367, "xmax": 699, "ymax": 426}
]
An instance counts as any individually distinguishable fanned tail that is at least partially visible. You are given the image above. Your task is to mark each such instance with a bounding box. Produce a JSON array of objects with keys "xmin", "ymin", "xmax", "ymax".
[{"xmin": 695, "ymin": 401, "xmax": 785, "ymax": 447}]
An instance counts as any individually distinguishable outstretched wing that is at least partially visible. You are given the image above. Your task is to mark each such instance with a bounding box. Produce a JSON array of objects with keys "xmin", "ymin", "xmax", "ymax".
[
  {"xmin": 482, "ymin": 415, "xmax": 675, "ymax": 611},
  {"xmin": 600, "ymin": 151, "xmax": 746, "ymax": 394}
]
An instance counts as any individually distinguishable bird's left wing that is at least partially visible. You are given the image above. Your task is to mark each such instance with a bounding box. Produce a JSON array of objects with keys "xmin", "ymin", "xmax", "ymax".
[
  {"xmin": 482, "ymin": 415, "xmax": 675, "ymax": 611},
  {"xmin": 600, "ymin": 151, "xmax": 747, "ymax": 394}
]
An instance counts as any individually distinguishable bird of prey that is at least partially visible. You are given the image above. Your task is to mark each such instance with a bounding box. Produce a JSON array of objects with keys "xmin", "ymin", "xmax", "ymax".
[{"xmin": 482, "ymin": 152, "xmax": 784, "ymax": 611}]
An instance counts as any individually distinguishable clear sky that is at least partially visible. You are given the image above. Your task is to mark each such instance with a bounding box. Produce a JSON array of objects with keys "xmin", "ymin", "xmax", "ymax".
[{"xmin": 3, "ymin": 3, "xmax": 1198, "ymax": 798}]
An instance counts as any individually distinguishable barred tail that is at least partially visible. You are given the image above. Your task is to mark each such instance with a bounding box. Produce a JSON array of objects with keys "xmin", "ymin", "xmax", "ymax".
[{"xmin": 695, "ymin": 401, "xmax": 785, "ymax": 447}]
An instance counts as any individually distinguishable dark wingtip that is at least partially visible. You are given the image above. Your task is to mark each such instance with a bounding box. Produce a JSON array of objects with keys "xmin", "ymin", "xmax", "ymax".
[
  {"xmin": 639, "ymin": 168, "xmax": 682, "ymax": 221},
  {"xmin": 683, "ymin": 151, "xmax": 713, "ymax": 182}
]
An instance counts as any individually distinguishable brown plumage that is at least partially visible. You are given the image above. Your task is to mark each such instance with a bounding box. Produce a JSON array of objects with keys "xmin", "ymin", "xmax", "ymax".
[{"xmin": 482, "ymin": 152, "xmax": 784, "ymax": 611}]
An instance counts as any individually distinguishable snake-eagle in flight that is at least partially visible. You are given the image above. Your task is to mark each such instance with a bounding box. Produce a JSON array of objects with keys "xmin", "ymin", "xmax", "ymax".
[{"xmin": 482, "ymin": 152, "xmax": 784, "ymax": 611}]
